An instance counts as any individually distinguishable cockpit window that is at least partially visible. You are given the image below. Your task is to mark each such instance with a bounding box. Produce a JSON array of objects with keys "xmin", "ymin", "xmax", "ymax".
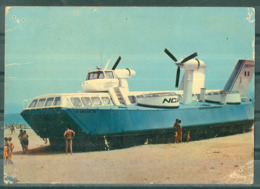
[
  {"xmin": 105, "ymin": 71, "xmax": 114, "ymax": 79},
  {"xmin": 28, "ymin": 99, "xmax": 38, "ymax": 108},
  {"xmin": 87, "ymin": 71, "xmax": 105, "ymax": 80}
]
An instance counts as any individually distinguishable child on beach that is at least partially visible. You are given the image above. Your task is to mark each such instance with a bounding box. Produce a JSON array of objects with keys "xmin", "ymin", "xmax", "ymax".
[
  {"xmin": 4, "ymin": 137, "xmax": 9, "ymax": 165},
  {"xmin": 4, "ymin": 137, "xmax": 11, "ymax": 165}
]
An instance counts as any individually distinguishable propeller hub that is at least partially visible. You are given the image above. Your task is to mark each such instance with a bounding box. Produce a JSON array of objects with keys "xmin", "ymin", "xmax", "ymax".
[
  {"xmin": 180, "ymin": 59, "xmax": 204, "ymax": 71},
  {"xmin": 164, "ymin": 48, "xmax": 199, "ymax": 88}
]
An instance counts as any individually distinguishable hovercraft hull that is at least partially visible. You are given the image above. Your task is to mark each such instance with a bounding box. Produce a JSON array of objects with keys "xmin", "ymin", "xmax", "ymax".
[{"xmin": 21, "ymin": 100, "xmax": 254, "ymax": 151}]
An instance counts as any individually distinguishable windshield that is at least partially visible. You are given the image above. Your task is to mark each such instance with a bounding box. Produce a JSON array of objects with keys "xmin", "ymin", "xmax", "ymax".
[{"xmin": 87, "ymin": 71, "xmax": 105, "ymax": 80}]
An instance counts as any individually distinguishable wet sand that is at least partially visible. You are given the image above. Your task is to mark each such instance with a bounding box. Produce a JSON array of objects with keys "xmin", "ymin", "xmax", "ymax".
[{"xmin": 4, "ymin": 128, "xmax": 254, "ymax": 184}]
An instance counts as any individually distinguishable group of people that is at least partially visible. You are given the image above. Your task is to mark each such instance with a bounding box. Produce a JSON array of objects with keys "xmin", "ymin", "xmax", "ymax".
[
  {"xmin": 4, "ymin": 137, "xmax": 14, "ymax": 165},
  {"xmin": 6, "ymin": 122, "xmax": 188, "ymax": 157},
  {"xmin": 7, "ymin": 126, "xmax": 75, "ymax": 156},
  {"xmin": 173, "ymin": 119, "xmax": 190, "ymax": 143},
  {"xmin": 4, "ymin": 124, "xmax": 28, "ymax": 134},
  {"xmin": 18, "ymin": 129, "xmax": 29, "ymax": 154}
]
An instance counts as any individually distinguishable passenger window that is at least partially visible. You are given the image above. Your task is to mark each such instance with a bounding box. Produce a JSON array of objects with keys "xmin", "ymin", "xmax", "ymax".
[
  {"xmin": 71, "ymin": 97, "xmax": 82, "ymax": 106},
  {"xmin": 101, "ymin": 97, "xmax": 111, "ymax": 105},
  {"xmin": 54, "ymin": 97, "xmax": 61, "ymax": 106},
  {"xmin": 28, "ymin": 99, "xmax": 38, "ymax": 108},
  {"xmin": 37, "ymin": 98, "xmax": 46, "ymax": 108},
  {"xmin": 105, "ymin": 71, "xmax": 114, "ymax": 79},
  {"xmin": 45, "ymin": 97, "xmax": 54, "ymax": 107},
  {"xmin": 128, "ymin": 96, "xmax": 137, "ymax": 104},
  {"xmin": 91, "ymin": 97, "xmax": 102, "ymax": 106},
  {"xmin": 81, "ymin": 97, "xmax": 92, "ymax": 106}
]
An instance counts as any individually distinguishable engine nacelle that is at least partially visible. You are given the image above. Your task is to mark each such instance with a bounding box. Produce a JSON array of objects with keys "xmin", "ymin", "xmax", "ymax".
[
  {"xmin": 113, "ymin": 68, "xmax": 136, "ymax": 79},
  {"xmin": 180, "ymin": 59, "xmax": 205, "ymax": 71}
]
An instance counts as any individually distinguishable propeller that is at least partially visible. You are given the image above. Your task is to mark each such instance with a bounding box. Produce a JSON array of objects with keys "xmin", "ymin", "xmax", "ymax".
[
  {"xmin": 164, "ymin": 48, "xmax": 198, "ymax": 88},
  {"xmin": 111, "ymin": 56, "xmax": 122, "ymax": 70}
]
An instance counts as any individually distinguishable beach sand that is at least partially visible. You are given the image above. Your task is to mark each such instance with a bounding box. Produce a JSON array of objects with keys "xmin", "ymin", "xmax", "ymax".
[{"xmin": 4, "ymin": 127, "xmax": 254, "ymax": 184}]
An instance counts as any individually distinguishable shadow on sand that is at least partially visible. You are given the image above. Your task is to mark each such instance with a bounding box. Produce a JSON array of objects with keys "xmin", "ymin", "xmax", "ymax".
[{"xmin": 13, "ymin": 145, "xmax": 64, "ymax": 155}]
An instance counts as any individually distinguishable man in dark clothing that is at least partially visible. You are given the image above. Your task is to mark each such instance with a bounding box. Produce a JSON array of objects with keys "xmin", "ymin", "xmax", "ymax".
[{"xmin": 18, "ymin": 129, "xmax": 25, "ymax": 153}]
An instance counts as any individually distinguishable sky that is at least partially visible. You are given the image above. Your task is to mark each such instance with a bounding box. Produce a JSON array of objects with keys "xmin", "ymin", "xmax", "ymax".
[{"xmin": 5, "ymin": 7, "xmax": 255, "ymax": 113}]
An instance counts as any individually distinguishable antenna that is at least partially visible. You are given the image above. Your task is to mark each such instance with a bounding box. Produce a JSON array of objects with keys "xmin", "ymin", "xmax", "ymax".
[
  {"xmin": 100, "ymin": 52, "xmax": 102, "ymax": 69},
  {"xmin": 95, "ymin": 52, "xmax": 97, "ymax": 68},
  {"xmin": 104, "ymin": 58, "xmax": 111, "ymax": 70}
]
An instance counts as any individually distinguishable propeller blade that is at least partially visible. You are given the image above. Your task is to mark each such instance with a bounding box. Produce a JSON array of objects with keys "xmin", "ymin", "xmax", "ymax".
[
  {"xmin": 175, "ymin": 66, "xmax": 180, "ymax": 88},
  {"xmin": 112, "ymin": 56, "xmax": 121, "ymax": 70},
  {"xmin": 164, "ymin": 48, "xmax": 178, "ymax": 62},
  {"xmin": 180, "ymin": 52, "xmax": 198, "ymax": 64}
]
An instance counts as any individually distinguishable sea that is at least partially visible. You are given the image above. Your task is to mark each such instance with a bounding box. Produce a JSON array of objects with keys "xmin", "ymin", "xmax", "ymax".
[{"xmin": 4, "ymin": 113, "xmax": 28, "ymax": 127}]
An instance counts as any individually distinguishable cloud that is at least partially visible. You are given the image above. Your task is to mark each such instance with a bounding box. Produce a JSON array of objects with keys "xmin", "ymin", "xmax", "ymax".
[
  {"xmin": 5, "ymin": 27, "xmax": 17, "ymax": 32},
  {"xmin": 7, "ymin": 76, "xmax": 16, "ymax": 79},
  {"xmin": 6, "ymin": 62, "xmax": 33, "ymax": 67}
]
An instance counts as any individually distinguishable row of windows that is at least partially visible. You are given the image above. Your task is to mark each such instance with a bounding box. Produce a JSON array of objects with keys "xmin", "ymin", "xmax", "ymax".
[
  {"xmin": 70, "ymin": 97, "xmax": 111, "ymax": 106},
  {"xmin": 29, "ymin": 94, "xmax": 184, "ymax": 108},
  {"xmin": 28, "ymin": 96, "xmax": 112, "ymax": 109},
  {"xmin": 29, "ymin": 97, "xmax": 61, "ymax": 108}
]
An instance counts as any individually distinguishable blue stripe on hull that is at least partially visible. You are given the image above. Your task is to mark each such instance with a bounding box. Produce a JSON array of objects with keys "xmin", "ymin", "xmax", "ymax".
[{"xmin": 66, "ymin": 101, "xmax": 254, "ymax": 136}]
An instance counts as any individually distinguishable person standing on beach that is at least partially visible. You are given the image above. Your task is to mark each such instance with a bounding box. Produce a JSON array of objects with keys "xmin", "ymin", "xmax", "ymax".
[
  {"xmin": 8, "ymin": 137, "xmax": 14, "ymax": 164},
  {"xmin": 10, "ymin": 124, "xmax": 15, "ymax": 134},
  {"xmin": 18, "ymin": 129, "xmax": 25, "ymax": 153},
  {"xmin": 64, "ymin": 127, "xmax": 75, "ymax": 155},
  {"xmin": 177, "ymin": 120, "xmax": 183, "ymax": 143},
  {"xmin": 173, "ymin": 119, "xmax": 179, "ymax": 143},
  {"xmin": 22, "ymin": 130, "xmax": 29, "ymax": 154}
]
